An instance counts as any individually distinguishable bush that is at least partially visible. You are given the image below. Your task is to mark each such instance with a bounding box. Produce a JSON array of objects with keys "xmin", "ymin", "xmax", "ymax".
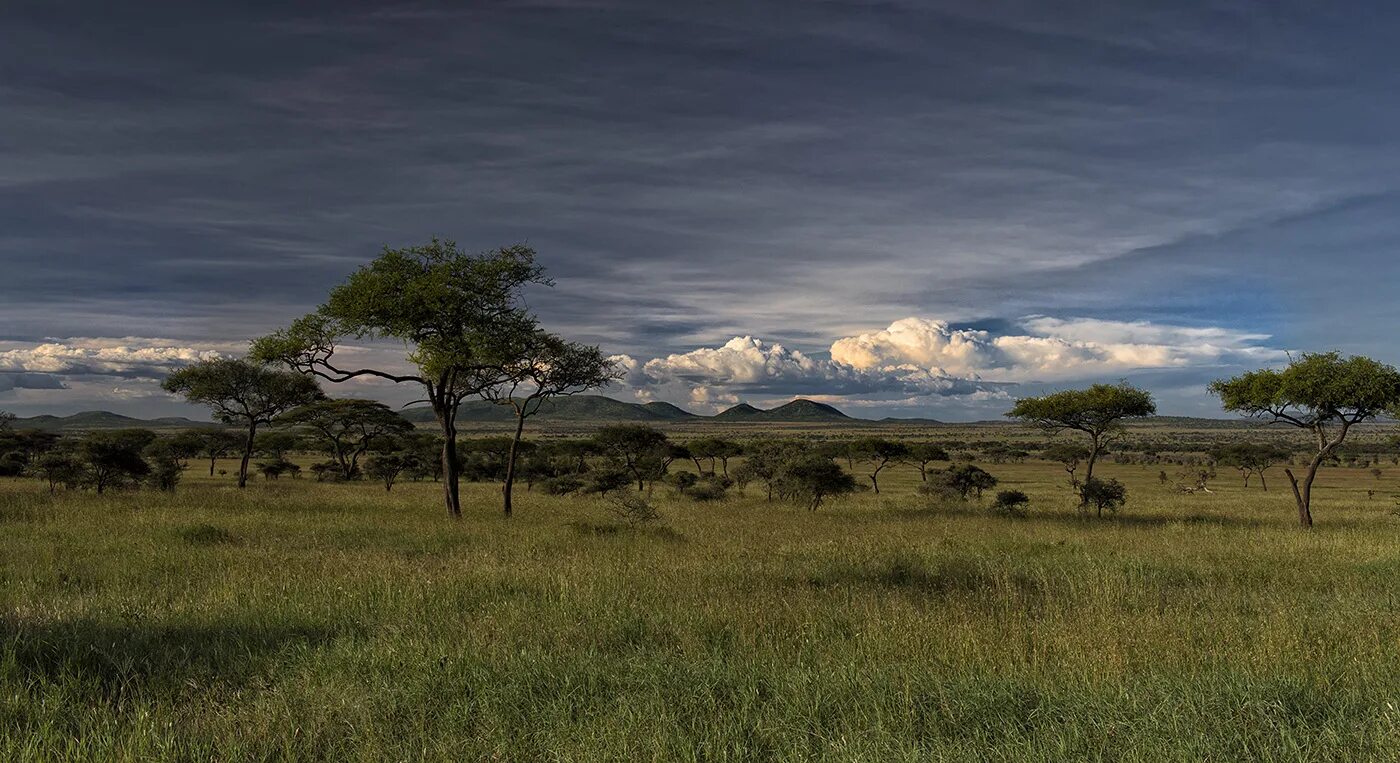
[
  {"xmin": 582, "ymin": 469, "xmax": 631, "ymax": 495},
  {"xmin": 667, "ymin": 471, "xmax": 699, "ymax": 493},
  {"xmin": 541, "ymin": 475, "xmax": 585, "ymax": 495},
  {"xmin": 687, "ymin": 478, "xmax": 729, "ymax": 502},
  {"xmin": 607, "ymin": 494, "xmax": 661, "ymax": 526},
  {"xmin": 991, "ymin": 489, "xmax": 1030, "ymax": 517},
  {"xmin": 1082, "ymin": 477, "xmax": 1127, "ymax": 516}
]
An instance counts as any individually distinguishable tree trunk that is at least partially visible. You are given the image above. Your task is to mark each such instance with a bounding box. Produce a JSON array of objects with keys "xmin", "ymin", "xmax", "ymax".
[
  {"xmin": 502, "ymin": 407, "xmax": 527, "ymax": 517},
  {"xmin": 209, "ymin": 456, "xmax": 217, "ymax": 477},
  {"xmin": 436, "ymin": 404, "xmax": 461, "ymax": 518},
  {"xmin": 1260, "ymin": 471, "xmax": 1268, "ymax": 491},
  {"xmin": 238, "ymin": 422, "xmax": 257, "ymax": 488},
  {"xmin": 1083, "ymin": 442, "xmax": 1099, "ymax": 516},
  {"xmin": 1284, "ymin": 463, "xmax": 1317, "ymax": 529},
  {"xmin": 870, "ymin": 471, "xmax": 880, "ymax": 494}
]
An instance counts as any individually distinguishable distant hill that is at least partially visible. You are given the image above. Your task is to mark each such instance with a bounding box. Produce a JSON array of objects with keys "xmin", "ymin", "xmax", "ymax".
[
  {"xmin": 401, "ymin": 395, "xmax": 678, "ymax": 423},
  {"xmin": 15, "ymin": 411, "xmax": 213, "ymax": 432},
  {"xmin": 399, "ymin": 395, "xmax": 860, "ymax": 424}
]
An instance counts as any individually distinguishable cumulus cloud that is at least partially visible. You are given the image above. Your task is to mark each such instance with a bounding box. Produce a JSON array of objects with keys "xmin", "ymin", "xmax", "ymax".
[
  {"xmin": 831, "ymin": 316, "xmax": 1283, "ymax": 382},
  {"xmin": 621, "ymin": 315, "xmax": 1284, "ymax": 410},
  {"xmin": 0, "ymin": 338, "xmax": 226, "ymax": 379}
]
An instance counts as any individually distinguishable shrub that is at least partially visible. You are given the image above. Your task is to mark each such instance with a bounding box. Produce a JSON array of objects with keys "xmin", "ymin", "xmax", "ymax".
[
  {"xmin": 687, "ymin": 478, "xmax": 729, "ymax": 502},
  {"xmin": 1082, "ymin": 477, "xmax": 1127, "ymax": 516},
  {"xmin": 991, "ymin": 489, "xmax": 1030, "ymax": 517},
  {"xmin": 608, "ymin": 494, "xmax": 661, "ymax": 526},
  {"xmin": 667, "ymin": 471, "xmax": 699, "ymax": 493},
  {"xmin": 582, "ymin": 469, "xmax": 631, "ymax": 495},
  {"xmin": 541, "ymin": 475, "xmax": 585, "ymax": 495}
]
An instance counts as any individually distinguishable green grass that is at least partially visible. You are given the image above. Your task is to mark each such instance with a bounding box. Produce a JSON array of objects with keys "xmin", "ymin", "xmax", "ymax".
[{"xmin": 4, "ymin": 458, "xmax": 1400, "ymax": 761}]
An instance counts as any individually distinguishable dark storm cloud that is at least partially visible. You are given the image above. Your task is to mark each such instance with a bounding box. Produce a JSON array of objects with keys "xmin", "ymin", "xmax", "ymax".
[{"xmin": 3, "ymin": 1, "xmax": 1399, "ymax": 417}]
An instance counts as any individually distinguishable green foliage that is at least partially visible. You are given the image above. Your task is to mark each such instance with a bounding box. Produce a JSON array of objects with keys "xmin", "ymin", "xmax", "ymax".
[
  {"xmin": 1008, "ymin": 383, "xmax": 1157, "ymax": 435},
  {"xmin": 929, "ymin": 464, "xmax": 999, "ymax": 500},
  {"xmin": 990, "ymin": 489, "xmax": 1030, "ymax": 517},
  {"xmin": 773, "ymin": 454, "xmax": 857, "ymax": 511},
  {"xmin": 162, "ymin": 359, "xmax": 324, "ymax": 429},
  {"xmin": 1081, "ymin": 477, "xmax": 1127, "ymax": 516},
  {"xmin": 593, "ymin": 425, "xmax": 669, "ymax": 490},
  {"xmin": 277, "ymin": 399, "xmax": 413, "ymax": 481},
  {"xmin": 1210, "ymin": 352, "xmax": 1400, "ymax": 425}
]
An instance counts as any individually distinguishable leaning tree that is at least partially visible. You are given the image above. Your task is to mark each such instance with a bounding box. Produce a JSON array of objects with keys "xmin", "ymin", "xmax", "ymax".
[
  {"xmin": 1210, "ymin": 352, "xmax": 1400, "ymax": 528},
  {"xmin": 1008, "ymin": 383, "xmax": 1155, "ymax": 510},
  {"xmin": 481, "ymin": 330, "xmax": 617, "ymax": 516},
  {"xmin": 251, "ymin": 240, "xmax": 548, "ymax": 518},
  {"xmin": 162, "ymin": 358, "xmax": 324, "ymax": 488}
]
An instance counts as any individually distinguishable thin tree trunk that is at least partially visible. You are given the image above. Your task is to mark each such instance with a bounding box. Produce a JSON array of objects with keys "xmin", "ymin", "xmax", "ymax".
[
  {"xmin": 1284, "ymin": 465, "xmax": 1316, "ymax": 529},
  {"xmin": 209, "ymin": 456, "xmax": 217, "ymax": 477},
  {"xmin": 502, "ymin": 407, "xmax": 527, "ymax": 516},
  {"xmin": 1260, "ymin": 471, "xmax": 1268, "ymax": 491},
  {"xmin": 238, "ymin": 422, "xmax": 257, "ymax": 488}
]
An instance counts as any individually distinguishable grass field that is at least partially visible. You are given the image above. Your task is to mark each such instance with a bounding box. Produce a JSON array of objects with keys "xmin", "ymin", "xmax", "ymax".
[{"xmin": 4, "ymin": 445, "xmax": 1400, "ymax": 761}]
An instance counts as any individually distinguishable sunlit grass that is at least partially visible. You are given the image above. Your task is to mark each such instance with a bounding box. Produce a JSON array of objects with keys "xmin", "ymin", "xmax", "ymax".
[{"xmin": 3, "ymin": 457, "xmax": 1400, "ymax": 760}]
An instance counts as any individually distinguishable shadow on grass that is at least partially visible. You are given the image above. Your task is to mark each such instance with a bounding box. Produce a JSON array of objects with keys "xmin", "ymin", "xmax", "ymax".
[
  {"xmin": 888, "ymin": 504, "xmax": 1269, "ymax": 530},
  {"xmin": 0, "ymin": 615, "xmax": 346, "ymax": 701},
  {"xmin": 568, "ymin": 521, "xmax": 686, "ymax": 543}
]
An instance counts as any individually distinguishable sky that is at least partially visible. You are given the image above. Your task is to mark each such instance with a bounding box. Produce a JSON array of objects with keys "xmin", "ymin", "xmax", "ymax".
[{"xmin": 4, "ymin": 1, "xmax": 1400, "ymax": 421}]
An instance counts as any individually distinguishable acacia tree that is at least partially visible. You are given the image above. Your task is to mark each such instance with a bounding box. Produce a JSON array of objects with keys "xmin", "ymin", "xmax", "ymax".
[
  {"xmin": 1007, "ymin": 383, "xmax": 1155, "ymax": 508},
  {"xmin": 192, "ymin": 429, "xmax": 244, "ymax": 476},
  {"xmin": 689, "ymin": 437, "xmax": 743, "ymax": 476},
  {"xmin": 907, "ymin": 443, "xmax": 950, "ymax": 482},
  {"xmin": 1211, "ymin": 443, "xmax": 1292, "ymax": 491},
  {"xmin": 1210, "ymin": 352, "xmax": 1400, "ymax": 528},
  {"xmin": 0, "ymin": 410, "xmax": 14, "ymax": 432},
  {"xmin": 850, "ymin": 437, "xmax": 909, "ymax": 494},
  {"xmin": 481, "ymin": 330, "xmax": 618, "ymax": 516},
  {"xmin": 1041, "ymin": 443, "xmax": 1091, "ymax": 490},
  {"xmin": 162, "ymin": 358, "xmax": 323, "ymax": 488},
  {"xmin": 593, "ymin": 425, "xmax": 669, "ymax": 491},
  {"xmin": 278, "ymin": 399, "xmax": 414, "ymax": 481},
  {"xmin": 251, "ymin": 240, "xmax": 547, "ymax": 518}
]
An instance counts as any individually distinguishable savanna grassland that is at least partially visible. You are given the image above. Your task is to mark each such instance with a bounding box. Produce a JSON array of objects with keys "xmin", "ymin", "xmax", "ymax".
[{"xmin": 5, "ymin": 425, "xmax": 1400, "ymax": 761}]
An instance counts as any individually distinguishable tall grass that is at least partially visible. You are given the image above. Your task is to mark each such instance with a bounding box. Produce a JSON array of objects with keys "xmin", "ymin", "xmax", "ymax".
[{"xmin": 3, "ymin": 459, "xmax": 1399, "ymax": 760}]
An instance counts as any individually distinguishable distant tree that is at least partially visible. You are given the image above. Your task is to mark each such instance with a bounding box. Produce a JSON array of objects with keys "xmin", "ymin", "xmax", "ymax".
[
  {"xmin": 735, "ymin": 440, "xmax": 809, "ymax": 500},
  {"xmin": 278, "ymin": 399, "xmax": 413, "ymax": 481},
  {"xmin": 481, "ymin": 329, "xmax": 618, "ymax": 515},
  {"xmin": 162, "ymin": 358, "xmax": 323, "ymax": 488},
  {"xmin": 180, "ymin": 429, "xmax": 240, "ymax": 477},
  {"xmin": 251, "ymin": 240, "xmax": 549, "ymax": 518},
  {"xmin": 930, "ymin": 464, "xmax": 998, "ymax": 501},
  {"xmin": 78, "ymin": 429, "xmax": 155, "ymax": 494},
  {"xmin": 1041, "ymin": 443, "xmax": 1091, "ymax": 490},
  {"xmin": 1210, "ymin": 352, "xmax": 1400, "ymax": 528},
  {"xmin": 689, "ymin": 437, "xmax": 743, "ymax": 476},
  {"xmin": 907, "ymin": 443, "xmax": 950, "ymax": 482},
  {"xmin": 1007, "ymin": 383, "xmax": 1155, "ymax": 506},
  {"xmin": 254, "ymin": 431, "xmax": 303, "ymax": 461},
  {"xmin": 1081, "ymin": 477, "xmax": 1127, "ymax": 516},
  {"xmin": 364, "ymin": 453, "xmax": 410, "ymax": 491},
  {"xmin": 0, "ymin": 428, "xmax": 59, "ymax": 478},
  {"xmin": 1372, "ymin": 467, "xmax": 1384, "ymax": 481},
  {"xmin": 1211, "ymin": 443, "xmax": 1291, "ymax": 490},
  {"xmin": 773, "ymin": 454, "xmax": 857, "ymax": 511},
  {"xmin": 991, "ymin": 489, "xmax": 1030, "ymax": 518},
  {"xmin": 0, "ymin": 410, "xmax": 14, "ymax": 432},
  {"xmin": 593, "ymin": 425, "xmax": 669, "ymax": 491},
  {"xmin": 849, "ymin": 437, "xmax": 909, "ymax": 494},
  {"xmin": 144, "ymin": 436, "xmax": 197, "ymax": 492},
  {"xmin": 30, "ymin": 447, "xmax": 82, "ymax": 493}
]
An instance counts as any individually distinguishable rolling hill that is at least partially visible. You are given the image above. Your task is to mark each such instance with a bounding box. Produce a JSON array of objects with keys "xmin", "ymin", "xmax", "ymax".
[{"xmin": 14, "ymin": 411, "xmax": 214, "ymax": 432}]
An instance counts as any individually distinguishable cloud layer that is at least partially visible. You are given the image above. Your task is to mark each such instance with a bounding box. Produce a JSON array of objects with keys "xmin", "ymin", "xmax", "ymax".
[{"xmin": 621, "ymin": 315, "xmax": 1283, "ymax": 411}]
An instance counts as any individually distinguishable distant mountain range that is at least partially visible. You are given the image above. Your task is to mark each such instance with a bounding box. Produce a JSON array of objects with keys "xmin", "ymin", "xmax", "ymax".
[
  {"xmin": 13, "ymin": 411, "xmax": 215, "ymax": 432},
  {"xmin": 11, "ymin": 398, "xmax": 1278, "ymax": 431},
  {"xmin": 399, "ymin": 395, "xmax": 869, "ymax": 424}
]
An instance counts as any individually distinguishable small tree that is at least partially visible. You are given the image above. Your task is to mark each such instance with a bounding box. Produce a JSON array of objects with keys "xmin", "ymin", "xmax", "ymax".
[
  {"xmin": 593, "ymin": 425, "xmax": 669, "ymax": 491},
  {"xmin": 277, "ymin": 399, "xmax": 413, "ymax": 481},
  {"xmin": 1081, "ymin": 477, "xmax": 1127, "ymax": 516},
  {"xmin": 931, "ymin": 464, "xmax": 998, "ymax": 500},
  {"xmin": 991, "ymin": 489, "xmax": 1030, "ymax": 517},
  {"xmin": 774, "ymin": 454, "xmax": 857, "ymax": 511},
  {"xmin": 850, "ymin": 437, "xmax": 910, "ymax": 494},
  {"xmin": 907, "ymin": 443, "xmax": 950, "ymax": 482},
  {"xmin": 190, "ymin": 429, "xmax": 243, "ymax": 477},
  {"xmin": 78, "ymin": 429, "xmax": 155, "ymax": 494},
  {"xmin": 162, "ymin": 358, "xmax": 323, "ymax": 488},
  {"xmin": 144, "ymin": 437, "xmax": 196, "ymax": 493},
  {"xmin": 364, "ymin": 453, "xmax": 410, "ymax": 491},
  {"xmin": 1041, "ymin": 443, "xmax": 1091, "ymax": 490},
  {"xmin": 30, "ymin": 448, "xmax": 82, "ymax": 494},
  {"xmin": 1210, "ymin": 352, "xmax": 1400, "ymax": 528},
  {"xmin": 0, "ymin": 410, "xmax": 14, "ymax": 432},
  {"xmin": 689, "ymin": 438, "xmax": 743, "ymax": 476},
  {"xmin": 481, "ymin": 330, "xmax": 618, "ymax": 515},
  {"xmin": 251, "ymin": 240, "xmax": 549, "ymax": 518},
  {"xmin": 1211, "ymin": 443, "xmax": 1291, "ymax": 491},
  {"xmin": 1008, "ymin": 383, "xmax": 1155, "ymax": 506}
]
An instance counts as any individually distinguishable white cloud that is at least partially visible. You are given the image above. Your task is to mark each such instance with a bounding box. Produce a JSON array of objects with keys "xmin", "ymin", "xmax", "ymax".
[
  {"xmin": 0, "ymin": 337, "xmax": 230, "ymax": 379},
  {"xmin": 622, "ymin": 315, "xmax": 1284, "ymax": 409}
]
